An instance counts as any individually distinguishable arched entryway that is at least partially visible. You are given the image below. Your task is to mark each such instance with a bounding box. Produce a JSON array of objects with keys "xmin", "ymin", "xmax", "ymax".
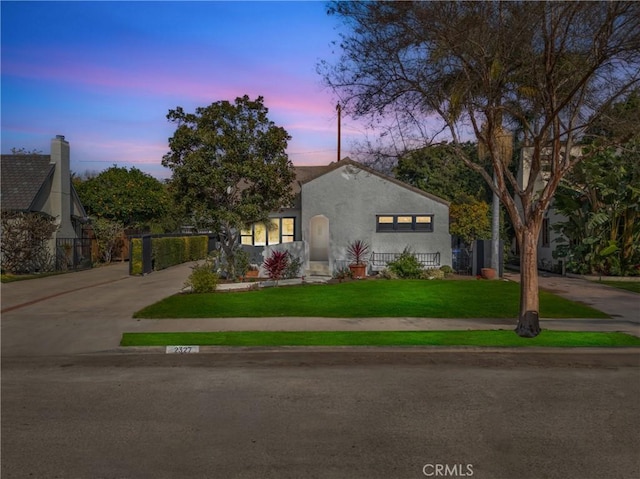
[{"xmin": 309, "ymin": 215, "xmax": 329, "ymax": 261}]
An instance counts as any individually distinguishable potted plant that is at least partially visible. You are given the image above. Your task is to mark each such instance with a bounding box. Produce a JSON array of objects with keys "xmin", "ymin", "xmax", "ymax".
[
  {"xmin": 347, "ymin": 239, "xmax": 370, "ymax": 279},
  {"xmin": 481, "ymin": 267, "xmax": 497, "ymax": 280},
  {"xmin": 244, "ymin": 265, "xmax": 260, "ymax": 280}
]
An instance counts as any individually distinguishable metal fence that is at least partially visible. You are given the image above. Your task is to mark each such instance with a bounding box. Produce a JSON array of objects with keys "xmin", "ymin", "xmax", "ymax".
[
  {"xmin": 370, "ymin": 252, "xmax": 441, "ymax": 269},
  {"xmin": 55, "ymin": 238, "xmax": 94, "ymax": 271},
  {"xmin": 452, "ymin": 248, "xmax": 473, "ymax": 276}
]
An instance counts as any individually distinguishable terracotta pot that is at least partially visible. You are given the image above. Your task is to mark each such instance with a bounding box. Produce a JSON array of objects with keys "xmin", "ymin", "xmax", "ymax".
[
  {"xmin": 348, "ymin": 263, "xmax": 367, "ymax": 279},
  {"xmin": 481, "ymin": 267, "xmax": 497, "ymax": 280}
]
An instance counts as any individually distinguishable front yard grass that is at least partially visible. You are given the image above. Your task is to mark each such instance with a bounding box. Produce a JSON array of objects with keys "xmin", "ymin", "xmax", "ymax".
[
  {"xmin": 121, "ymin": 330, "xmax": 640, "ymax": 348},
  {"xmin": 1, "ymin": 271, "xmax": 65, "ymax": 283},
  {"xmin": 597, "ymin": 281, "xmax": 640, "ymax": 294},
  {"xmin": 133, "ymin": 280, "xmax": 609, "ymax": 319}
]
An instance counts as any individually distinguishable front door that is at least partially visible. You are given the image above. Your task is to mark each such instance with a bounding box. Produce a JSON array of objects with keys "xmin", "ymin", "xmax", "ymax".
[{"xmin": 309, "ymin": 215, "xmax": 329, "ymax": 262}]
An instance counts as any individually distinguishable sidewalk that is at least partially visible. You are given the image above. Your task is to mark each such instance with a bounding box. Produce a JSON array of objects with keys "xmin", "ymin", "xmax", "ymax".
[
  {"xmin": 504, "ymin": 271, "xmax": 639, "ymax": 324},
  {"xmin": 1, "ymin": 264, "xmax": 639, "ymax": 357}
]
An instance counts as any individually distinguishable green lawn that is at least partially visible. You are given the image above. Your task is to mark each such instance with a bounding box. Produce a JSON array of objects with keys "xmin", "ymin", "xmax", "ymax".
[
  {"xmin": 598, "ymin": 281, "xmax": 640, "ymax": 294},
  {"xmin": 121, "ymin": 330, "xmax": 640, "ymax": 348},
  {"xmin": 133, "ymin": 280, "xmax": 609, "ymax": 319},
  {"xmin": 1, "ymin": 271, "xmax": 65, "ymax": 283}
]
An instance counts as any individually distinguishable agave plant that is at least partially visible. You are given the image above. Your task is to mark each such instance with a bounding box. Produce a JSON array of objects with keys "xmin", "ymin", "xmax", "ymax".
[{"xmin": 346, "ymin": 240, "xmax": 370, "ymax": 265}]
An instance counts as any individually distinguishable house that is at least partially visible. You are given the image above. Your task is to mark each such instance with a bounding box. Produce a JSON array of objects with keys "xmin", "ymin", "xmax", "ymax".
[
  {"xmin": 516, "ymin": 145, "xmax": 583, "ymax": 273},
  {"xmin": 1, "ymin": 135, "xmax": 89, "ymax": 269},
  {"xmin": 240, "ymin": 159, "xmax": 452, "ymax": 276}
]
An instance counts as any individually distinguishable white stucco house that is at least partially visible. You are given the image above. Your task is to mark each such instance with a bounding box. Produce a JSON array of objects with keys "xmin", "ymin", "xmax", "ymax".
[
  {"xmin": 240, "ymin": 159, "xmax": 452, "ymax": 276},
  {"xmin": 516, "ymin": 146, "xmax": 584, "ymax": 273}
]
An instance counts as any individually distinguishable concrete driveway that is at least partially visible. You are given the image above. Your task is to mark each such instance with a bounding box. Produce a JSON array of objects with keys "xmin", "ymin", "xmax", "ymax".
[{"xmin": 1, "ymin": 263, "xmax": 639, "ymax": 357}]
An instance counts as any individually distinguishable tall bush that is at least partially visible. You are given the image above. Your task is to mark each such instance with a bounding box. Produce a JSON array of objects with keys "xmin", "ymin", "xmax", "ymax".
[
  {"xmin": 1, "ymin": 211, "xmax": 57, "ymax": 273},
  {"xmin": 184, "ymin": 256, "xmax": 219, "ymax": 293},
  {"xmin": 129, "ymin": 235, "xmax": 208, "ymax": 275},
  {"xmin": 92, "ymin": 218, "xmax": 124, "ymax": 263},
  {"xmin": 387, "ymin": 248, "xmax": 424, "ymax": 279}
]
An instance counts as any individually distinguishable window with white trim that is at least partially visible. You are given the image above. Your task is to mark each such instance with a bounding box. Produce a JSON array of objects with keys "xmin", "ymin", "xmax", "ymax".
[{"xmin": 376, "ymin": 214, "xmax": 433, "ymax": 232}]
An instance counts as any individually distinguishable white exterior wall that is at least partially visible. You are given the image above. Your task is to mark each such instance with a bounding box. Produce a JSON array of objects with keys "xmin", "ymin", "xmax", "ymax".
[
  {"xmin": 301, "ymin": 163, "xmax": 451, "ymax": 272},
  {"xmin": 538, "ymin": 200, "xmax": 567, "ymax": 272},
  {"xmin": 517, "ymin": 147, "xmax": 579, "ymax": 271}
]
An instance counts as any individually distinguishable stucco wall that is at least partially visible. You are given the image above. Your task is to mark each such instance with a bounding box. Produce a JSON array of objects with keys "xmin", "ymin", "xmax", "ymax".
[
  {"xmin": 301, "ymin": 163, "xmax": 451, "ymax": 271},
  {"xmin": 538, "ymin": 200, "xmax": 567, "ymax": 271}
]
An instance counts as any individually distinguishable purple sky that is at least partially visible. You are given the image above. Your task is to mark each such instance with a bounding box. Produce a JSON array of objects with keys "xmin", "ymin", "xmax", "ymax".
[{"xmin": 1, "ymin": 1, "xmax": 361, "ymax": 179}]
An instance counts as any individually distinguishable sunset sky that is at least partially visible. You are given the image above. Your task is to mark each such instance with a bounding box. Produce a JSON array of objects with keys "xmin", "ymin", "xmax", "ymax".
[{"xmin": 1, "ymin": 1, "xmax": 361, "ymax": 179}]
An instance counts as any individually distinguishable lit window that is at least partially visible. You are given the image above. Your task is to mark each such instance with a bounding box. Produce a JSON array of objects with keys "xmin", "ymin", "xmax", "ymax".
[
  {"xmin": 254, "ymin": 223, "xmax": 267, "ymax": 246},
  {"xmin": 377, "ymin": 216, "xmax": 394, "ymax": 231},
  {"xmin": 241, "ymin": 227, "xmax": 253, "ymax": 245},
  {"xmin": 376, "ymin": 214, "xmax": 434, "ymax": 233},
  {"xmin": 241, "ymin": 218, "xmax": 296, "ymax": 246},
  {"xmin": 415, "ymin": 216, "xmax": 432, "ymax": 231},
  {"xmin": 282, "ymin": 218, "xmax": 295, "ymax": 243},
  {"xmin": 397, "ymin": 216, "xmax": 413, "ymax": 231},
  {"xmin": 268, "ymin": 219, "xmax": 280, "ymax": 245}
]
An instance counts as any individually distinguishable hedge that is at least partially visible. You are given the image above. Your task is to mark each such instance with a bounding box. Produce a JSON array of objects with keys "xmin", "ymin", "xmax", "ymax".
[{"xmin": 129, "ymin": 235, "xmax": 208, "ymax": 275}]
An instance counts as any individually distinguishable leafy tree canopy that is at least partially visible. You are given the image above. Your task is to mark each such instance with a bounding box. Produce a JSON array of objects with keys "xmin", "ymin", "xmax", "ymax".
[
  {"xmin": 555, "ymin": 92, "xmax": 640, "ymax": 276},
  {"xmin": 395, "ymin": 142, "xmax": 491, "ymax": 203},
  {"xmin": 322, "ymin": 0, "xmax": 640, "ymax": 337},
  {"xmin": 75, "ymin": 165, "xmax": 171, "ymax": 232},
  {"xmin": 161, "ymin": 95, "xmax": 295, "ymax": 276},
  {"xmin": 449, "ymin": 200, "xmax": 492, "ymax": 250}
]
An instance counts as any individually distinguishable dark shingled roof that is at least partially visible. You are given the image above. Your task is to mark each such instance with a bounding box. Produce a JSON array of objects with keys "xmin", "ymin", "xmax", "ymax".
[{"xmin": 1, "ymin": 154, "xmax": 55, "ymax": 211}]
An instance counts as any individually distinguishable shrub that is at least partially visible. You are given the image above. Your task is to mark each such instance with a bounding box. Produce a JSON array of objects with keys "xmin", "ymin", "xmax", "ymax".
[
  {"xmin": 334, "ymin": 266, "xmax": 353, "ymax": 281},
  {"xmin": 1, "ymin": 211, "xmax": 57, "ymax": 274},
  {"xmin": 388, "ymin": 248, "xmax": 423, "ymax": 279},
  {"xmin": 379, "ymin": 268, "xmax": 398, "ymax": 280},
  {"xmin": 92, "ymin": 217, "xmax": 124, "ymax": 263},
  {"xmin": 130, "ymin": 238, "xmax": 143, "ymax": 274},
  {"xmin": 184, "ymin": 256, "xmax": 219, "ymax": 293},
  {"xmin": 263, "ymin": 250, "xmax": 289, "ymax": 281},
  {"xmin": 234, "ymin": 249, "xmax": 250, "ymax": 279},
  {"xmin": 283, "ymin": 253, "xmax": 303, "ymax": 279},
  {"xmin": 422, "ymin": 268, "xmax": 445, "ymax": 280},
  {"xmin": 440, "ymin": 265, "xmax": 454, "ymax": 276},
  {"xmin": 129, "ymin": 235, "xmax": 208, "ymax": 275}
]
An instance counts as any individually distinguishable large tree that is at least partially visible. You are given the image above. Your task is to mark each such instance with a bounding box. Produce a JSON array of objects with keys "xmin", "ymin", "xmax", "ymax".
[
  {"xmin": 162, "ymin": 95, "xmax": 295, "ymax": 277},
  {"xmin": 322, "ymin": 1, "xmax": 640, "ymax": 337},
  {"xmin": 75, "ymin": 166, "xmax": 172, "ymax": 232},
  {"xmin": 554, "ymin": 92, "xmax": 640, "ymax": 276},
  {"xmin": 395, "ymin": 142, "xmax": 491, "ymax": 203}
]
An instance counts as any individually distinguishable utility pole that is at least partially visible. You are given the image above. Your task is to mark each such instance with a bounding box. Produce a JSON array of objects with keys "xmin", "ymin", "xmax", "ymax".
[{"xmin": 336, "ymin": 103, "xmax": 341, "ymax": 162}]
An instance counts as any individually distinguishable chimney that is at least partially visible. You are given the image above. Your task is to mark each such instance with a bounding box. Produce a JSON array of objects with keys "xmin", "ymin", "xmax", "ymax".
[{"xmin": 50, "ymin": 135, "xmax": 75, "ymax": 238}]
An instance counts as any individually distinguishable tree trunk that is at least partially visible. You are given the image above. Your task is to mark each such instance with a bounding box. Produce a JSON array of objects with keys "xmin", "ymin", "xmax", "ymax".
[
  {"xmin": 515, "ymin": 228, "xmax": 541, "ymax": 337},
  {"xmin": 491, "ymin": 173, "xmax": 501, "ymax": 274}
]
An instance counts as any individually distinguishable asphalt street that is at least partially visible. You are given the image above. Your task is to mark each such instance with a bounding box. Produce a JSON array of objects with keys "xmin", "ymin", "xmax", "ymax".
[
  {"xmin": 2, "ymin": 351, "xmax": 639, "ymax": 479},
  {"xmin": 1, "ymin": 263, "xmax": 639, "ymax": 478}
]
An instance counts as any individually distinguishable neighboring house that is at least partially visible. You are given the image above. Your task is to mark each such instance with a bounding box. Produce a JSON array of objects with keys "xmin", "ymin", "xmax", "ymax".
[
  {"xmin": 241, "ymin": 158, "xmax": 452, "ymax": 276},
  {"xmin": 1, "ymin": 135, "xmax": 89, "ymax": 267},
  {"xmin": 516, "ymin": 145, "xmax": 583, "ymax": 273}
]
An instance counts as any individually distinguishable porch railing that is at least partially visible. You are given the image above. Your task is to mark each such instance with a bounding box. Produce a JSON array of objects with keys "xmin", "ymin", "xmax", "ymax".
[{"xmin": 370, "ymin": 252, "xmax": 441, "ymax": 270}]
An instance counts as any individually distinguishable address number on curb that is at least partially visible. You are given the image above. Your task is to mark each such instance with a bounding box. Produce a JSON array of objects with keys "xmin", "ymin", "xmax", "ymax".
[{"xmin": 166, "ymin": 346, "xmax": 200, "ymax": 354}]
